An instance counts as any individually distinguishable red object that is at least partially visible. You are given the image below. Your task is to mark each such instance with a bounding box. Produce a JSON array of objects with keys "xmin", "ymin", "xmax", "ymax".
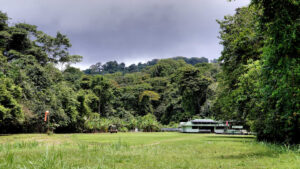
[
  {"xmin": 44, "ymin": 111, "xmax": 49, "ymax": 122},
  {"xmin": 226, "ymin": 121, "xmax": 228, "ymax": 126}
]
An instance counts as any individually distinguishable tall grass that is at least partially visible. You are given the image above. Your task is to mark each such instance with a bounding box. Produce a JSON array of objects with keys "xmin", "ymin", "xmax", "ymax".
[
  {"xmin": 0, "ymin": 133, "xmax": 299, "ymax": 169},
  {"xmin": 0, "ymin": 141, "xmax": 40, "ymax": 152}
]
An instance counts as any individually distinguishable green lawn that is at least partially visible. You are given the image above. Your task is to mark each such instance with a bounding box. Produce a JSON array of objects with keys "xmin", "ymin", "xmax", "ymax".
[{"xmin": 0, "ymin": 133, "xmax": 299, "ymax": 169}]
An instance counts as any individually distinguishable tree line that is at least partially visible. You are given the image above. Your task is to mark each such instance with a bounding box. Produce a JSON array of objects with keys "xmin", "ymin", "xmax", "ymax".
[
  {"xmin": 0, "ymin": 0, "xmax": 299, "ymax": 144},
  {"xmin": 0, "ymin": 10, "xmax": 217, "ymax": 134},
  {"xmin": 84, "ymin": 56, "xmax": 209, "ymax": 75}
]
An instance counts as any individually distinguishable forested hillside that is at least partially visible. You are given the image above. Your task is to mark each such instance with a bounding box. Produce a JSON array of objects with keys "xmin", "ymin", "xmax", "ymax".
[
  {"xmin": 84, "ymin": 56, "xmax": 209, "ymax": 75},
  {"xmin": 0, "ymin": 10, "xmax": 218, "ymax": 134},
  {"xmin": 0, "ymin": 0, "xmax": 299, "ymax": 144}
]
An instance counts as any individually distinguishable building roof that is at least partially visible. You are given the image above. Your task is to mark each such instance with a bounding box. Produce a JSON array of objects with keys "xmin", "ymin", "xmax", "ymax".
[
  {"xmin": 179, "ymin": 119, "xmax": 219, "ymax": 127},
  {"xmin": 191, "ymin": 119, "xmax": 216, "ymax": 123}
]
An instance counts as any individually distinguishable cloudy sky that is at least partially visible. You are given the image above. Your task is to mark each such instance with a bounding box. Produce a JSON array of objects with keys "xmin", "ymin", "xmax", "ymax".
[{"xmin": 0, "ymin": 0, "xmax": 249, "ymax": 69}]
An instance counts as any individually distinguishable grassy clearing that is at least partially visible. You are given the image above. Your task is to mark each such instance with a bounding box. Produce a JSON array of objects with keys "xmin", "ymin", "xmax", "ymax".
[{"xmin": 0, "ymin": 133, "xmax": 299, "ymax": 169}]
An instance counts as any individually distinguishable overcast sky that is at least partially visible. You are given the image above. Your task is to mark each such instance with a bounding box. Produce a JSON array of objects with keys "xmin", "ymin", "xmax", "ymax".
[{"xmin": 0, "ymin": 0, "xmax": 249, "ymax": 69}]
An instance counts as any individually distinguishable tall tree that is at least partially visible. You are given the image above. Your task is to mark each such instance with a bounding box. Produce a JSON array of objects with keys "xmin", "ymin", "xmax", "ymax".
[
  {"xmin": 250, "ymin": 0, "xmax": 300, "ymax": 144},
  {"xmin": 173, "ymin": 66, "xmax": 211, "ymax": 118},
  {"xmin": 139, "ymin": 90, "xmax": 160, "ymax": 115},
  {"xmin": 0, "ymin": 76, "xmax": 23, "ymax": 133},
  {"xmin": 91, "ymin": 75, "xmax": 114, "ymax": 117},
  {"xmin": 214, "ymin": 6, "xmax": 264, "ymax": 123}
]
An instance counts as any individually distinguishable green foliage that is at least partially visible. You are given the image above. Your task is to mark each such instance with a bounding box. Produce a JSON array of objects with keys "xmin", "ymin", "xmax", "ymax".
[
  {"xmin": 148, "ymin": 59, "xmax": 187, "ymax": 77},
  {"xmin": 138, "ymin": 114, "xmax": 160, "ymax": 132},
  {"xmin": 174, "ymin": 66, "xmax": 212, "ymax": 117},
  {"xmin": 0, "ymin": 10, "xmax": 217, "ymax": 135},
  {"xmin": 0, "ymin": 11, "xmax": 8, "ymax": 31},
  {"xmin": 0, "ymin": 0, "xmax": 298, "ymax": 149},
  {"xmin": 0, "ymin": 77, "xmax": 23, "ymax": 132},
  {"xmin": 214, "ymin": 6, "xmax": 264, "ymax": 124},
  {"xmin": 84, "ymin": 57, "xmax": 208, "ymax": 75},
  {"xmin": 139, "ymin": 90, "xmax": 160, "ymax": 102},
  {"xmin": 82, "ymin": 58, "xmax": 217, "ymax": 127},
  {"xmin": 0, "ymin": 10, "xmax": 86, "ymax": 133},
  {"xmin": 249, "ymin": 0, "xmax": 300, "ymax": 144},
  {"xmin": 214, "ymin": 1, "xmax": 299, "ymax": 144},
  {"xmin": 138, "ymin": 90, "xmax": 160, "ymax": 115},
  {"xmin": 91, "ymin": 75, "xmax": 115, "ymax": 117}
]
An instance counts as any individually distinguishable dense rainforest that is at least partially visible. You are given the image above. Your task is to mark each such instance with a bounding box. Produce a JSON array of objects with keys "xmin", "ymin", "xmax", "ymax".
[
  {"xmin": 0, "ymin": 9, "xmax": 217, "ymax": 134},
  {"xmin": 0, "ymin": 0, "xmax": 299, "ymax": 144}
]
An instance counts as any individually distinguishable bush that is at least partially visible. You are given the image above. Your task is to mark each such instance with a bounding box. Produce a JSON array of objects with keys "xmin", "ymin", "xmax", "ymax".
[
  {"xmin": 119, "ymin": 127, "xmax": 128, "ymax": 132},
  {"xmin": 138, "ymin": 114, "xmax": 161, "ymax": 132}
]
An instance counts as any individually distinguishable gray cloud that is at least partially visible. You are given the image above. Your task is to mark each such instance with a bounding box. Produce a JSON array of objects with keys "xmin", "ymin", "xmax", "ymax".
[{"xmin": 0, "ymin": 0, "xmax": 250, "ymax": 69}]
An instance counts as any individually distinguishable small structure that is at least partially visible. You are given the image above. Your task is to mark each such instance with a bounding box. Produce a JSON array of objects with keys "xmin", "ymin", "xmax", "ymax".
[
  {"xmin": 179, "ymin": 119, "xmax": 248, "ymax": 134},
  {"xmin": 179, "ymin": 119, "xmax": 224, "ymax": 133},
  {"xmin": 222, "ymin": 121, "xmax": 247, "ymax": 135},
  {"xmin": 108, "ymin": 125, "xmax": 118, "ymax": 133}
]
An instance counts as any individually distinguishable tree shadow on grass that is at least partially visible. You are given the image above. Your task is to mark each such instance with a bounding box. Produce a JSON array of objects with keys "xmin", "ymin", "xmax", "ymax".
[
  {"xmin": 215, "ymin": 151, "xmax": 279, "ymax": 160},
  {"xmin": 206, "ymin": 135, "xmax": 255, "ymax": 139},
  {"xmin": 204, "ymin": 139, "xmax": 254, "ymax": 143}
]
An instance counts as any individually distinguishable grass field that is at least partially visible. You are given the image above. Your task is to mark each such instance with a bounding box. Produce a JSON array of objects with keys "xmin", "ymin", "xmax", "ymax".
[{"xmin": 0, "ymin": 133, "xmax": 299, "ymax": 169}]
